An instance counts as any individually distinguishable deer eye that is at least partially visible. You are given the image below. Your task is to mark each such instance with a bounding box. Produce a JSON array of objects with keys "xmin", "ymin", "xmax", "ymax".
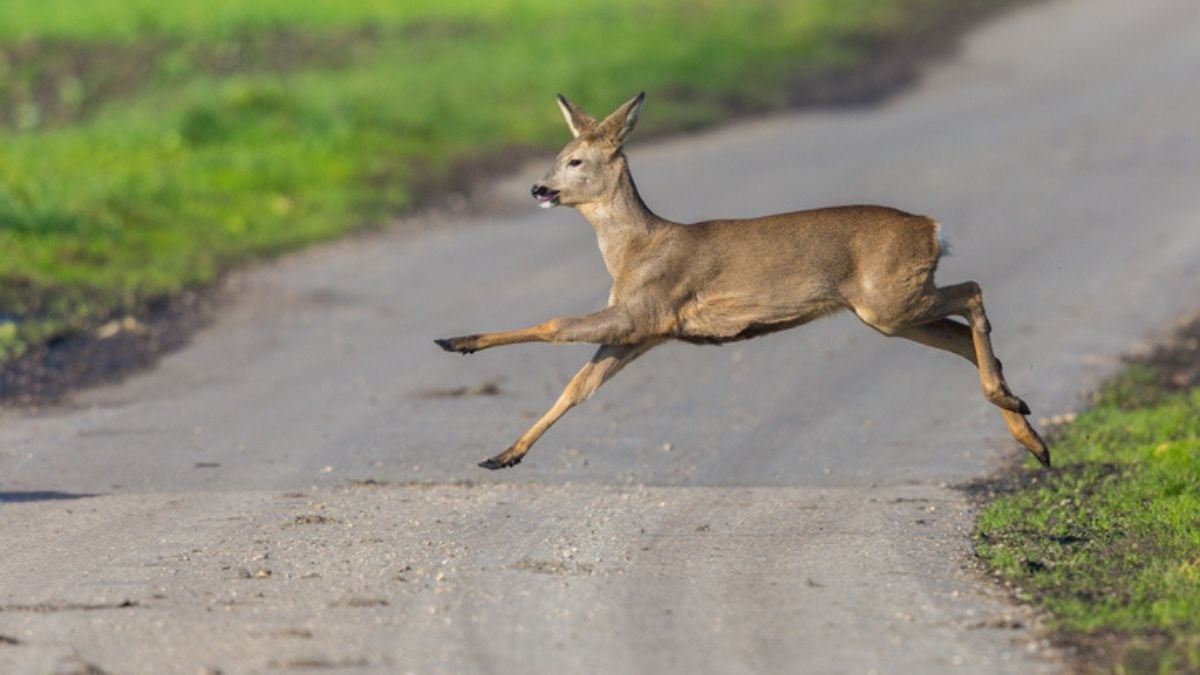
[{"xmin": 567, "ymin": 158, "xmax": 583, "ymax": 167}]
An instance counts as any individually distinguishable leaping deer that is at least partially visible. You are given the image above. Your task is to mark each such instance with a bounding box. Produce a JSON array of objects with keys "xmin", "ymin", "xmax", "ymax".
[{"xmin": 436, "ymin": 92, "xmax": 1050, "ymax": 471}]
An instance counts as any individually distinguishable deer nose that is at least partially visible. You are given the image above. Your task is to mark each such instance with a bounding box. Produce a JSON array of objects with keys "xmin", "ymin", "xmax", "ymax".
[{"xmin": 531, "ymin": 183, "xmax": 560, "ymax": 207}]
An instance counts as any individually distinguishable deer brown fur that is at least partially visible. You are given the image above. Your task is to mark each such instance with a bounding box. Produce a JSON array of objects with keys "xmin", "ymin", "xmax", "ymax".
[{"xmin": 436, "ymin": 92, "xmax": 1050, "ymax": 471}]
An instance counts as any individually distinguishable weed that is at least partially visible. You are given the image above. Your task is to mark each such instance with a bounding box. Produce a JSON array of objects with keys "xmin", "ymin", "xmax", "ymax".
[{"xmin": 976, "ymin": 365, "xmax": 1200, "ymax": 673}]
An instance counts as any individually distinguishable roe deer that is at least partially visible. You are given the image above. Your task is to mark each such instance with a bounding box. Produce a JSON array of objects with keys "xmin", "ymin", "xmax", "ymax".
[{"xmin": 436, "ymin": 92, "xmax": 1050, "ymax": 471}]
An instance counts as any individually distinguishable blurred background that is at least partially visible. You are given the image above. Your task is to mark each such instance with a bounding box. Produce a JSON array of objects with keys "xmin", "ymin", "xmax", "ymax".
[{"xmin": 0, "ymin": 0, "xmax": 1012, "ymax": 368}]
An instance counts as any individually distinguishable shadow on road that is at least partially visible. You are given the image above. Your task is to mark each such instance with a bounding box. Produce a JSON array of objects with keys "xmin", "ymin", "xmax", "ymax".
[{"xmin": 0, "ymin": 490, "xmax": 100, "ymax": 504}]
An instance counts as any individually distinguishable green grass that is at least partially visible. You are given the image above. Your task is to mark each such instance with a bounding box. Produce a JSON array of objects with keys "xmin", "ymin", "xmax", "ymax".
[
  {"xmin": 0, "ymin": 0, "xmax": 1006, "ymax": 361},
  {"xmin": 975, "ymin": 366, "xmax": 1200, "ymax": 673}
]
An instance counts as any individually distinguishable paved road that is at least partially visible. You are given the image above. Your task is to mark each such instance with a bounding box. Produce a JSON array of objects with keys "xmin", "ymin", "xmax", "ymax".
[{"xmin": 4, "ymin": 0, "xmax": 1200, "ymax": 672}]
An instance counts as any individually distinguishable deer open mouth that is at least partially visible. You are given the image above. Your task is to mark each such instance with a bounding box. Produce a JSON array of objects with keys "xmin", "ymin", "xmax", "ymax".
[{"xmin": 531, "ymin": 184, "xmax": 560, "ymax": 208}]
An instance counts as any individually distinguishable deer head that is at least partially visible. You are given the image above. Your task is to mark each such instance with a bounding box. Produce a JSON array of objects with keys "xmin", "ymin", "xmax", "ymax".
[{"xmin": 531, "ymin": 92, "xmax": 645, "ymax": 209}]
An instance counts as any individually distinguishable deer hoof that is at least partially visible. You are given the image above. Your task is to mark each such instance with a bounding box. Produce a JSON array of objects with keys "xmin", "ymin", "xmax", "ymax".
[
  {"xmin": 479, "ymin": 453, "xmax": 522, "ymax": 470},
  {"xmin": 434, "ymin": 337, "xmax": 475, "ymax": 354},
  {"xmin": 1021, "ymin": 421, "xmax": 1051, "ymax": 468},
  {"xmin": 1021, "ymin": 430, "xmax": 1052, "ymax": 468},
  {"xmin": 1031, "ymin": 446, "xmax": 1052, "ymax": 468}
]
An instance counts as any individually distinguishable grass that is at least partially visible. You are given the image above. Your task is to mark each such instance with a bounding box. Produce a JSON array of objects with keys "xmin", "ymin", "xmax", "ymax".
[
  {"xmin": 975, "ymin": 365, "xmax": 1200, "ymax": 673},
  {"xmin": 0, "ymin": 0, "xmax": 1009, "ymax": 362}
]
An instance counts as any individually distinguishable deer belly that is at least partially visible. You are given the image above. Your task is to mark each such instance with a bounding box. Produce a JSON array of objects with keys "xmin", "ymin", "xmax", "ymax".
[{"xmin": 673, "ymin": 292, "xmax": 846, "ymax": 344}]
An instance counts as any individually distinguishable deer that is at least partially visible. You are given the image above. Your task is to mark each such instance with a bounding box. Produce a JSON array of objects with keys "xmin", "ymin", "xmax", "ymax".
[{"xmin": 436, "ymin": 92, "xmax": 1050, "ymax": 471}]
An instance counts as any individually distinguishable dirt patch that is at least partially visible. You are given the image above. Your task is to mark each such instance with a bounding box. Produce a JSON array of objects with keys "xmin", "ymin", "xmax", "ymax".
[
  {"xmin": 510, "ymin": 558, "xmax": 597, "ymax": 576},
  {"xmin": 414, "ymin": 380, "xmax": 504, "ymax": 399},
  {"xmin": 0, "ymin": 288, "xmax": 218, "ymax": 406},
  {"xmin": 1062, "ymin": 633, "xmax": 1200, "ymax": 675},
  {"xmin": 289, "ymin": 514, "xmax": 340, "ymax": 526},
  {"xmin": 1127, "ymin": 312, "xmax": 1200, "ymax": 392}
]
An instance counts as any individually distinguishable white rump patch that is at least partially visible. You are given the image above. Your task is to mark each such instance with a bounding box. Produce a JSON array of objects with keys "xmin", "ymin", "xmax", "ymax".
[{"xmin": 935, "ymin": 221, "xmax": 952, "ymax": 258}]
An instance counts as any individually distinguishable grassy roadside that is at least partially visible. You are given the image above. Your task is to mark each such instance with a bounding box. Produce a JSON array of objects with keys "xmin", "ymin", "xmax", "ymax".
[
  {"xmin": 974, "ymin": 319, "xmax": 1200, "ymax": 673},
  {"xmin": 0, "ymin": 0, "xmax": 1016, "ymax": 371}
]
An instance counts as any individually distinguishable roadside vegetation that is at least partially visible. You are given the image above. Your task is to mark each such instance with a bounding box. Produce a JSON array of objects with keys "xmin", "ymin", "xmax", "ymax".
[
  {"xmin": 0, "ymin": 0, "xmax": 1010, "ymax": 365},
  {"xmin": 975, "ymin": 320, "xmax": 1200, "ymax": 673}
]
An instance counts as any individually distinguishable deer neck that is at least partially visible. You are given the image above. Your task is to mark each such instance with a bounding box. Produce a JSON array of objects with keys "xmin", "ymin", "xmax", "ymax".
[{"xmin": 576, "ymin": 159, "xmax": 663, "ymax": 280}]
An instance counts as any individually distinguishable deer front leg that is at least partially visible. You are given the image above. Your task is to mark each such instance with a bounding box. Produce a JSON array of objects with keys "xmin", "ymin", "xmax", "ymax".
[
  {"xmin": 435, "ymin": 306, "xmax": 637, "ymax": 354},
  {"xmin": 479, "ymin": 341, "xmax": 657, "ymax": 470}
]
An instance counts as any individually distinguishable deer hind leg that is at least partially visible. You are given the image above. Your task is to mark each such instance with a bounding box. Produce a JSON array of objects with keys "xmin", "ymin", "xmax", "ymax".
[
  {"xmin": 857, "ymin": 282, "xmax": 1025, "ymax": 412},
  {"xmin": 882, "ymin": 290, "xmax": 1050, "ymax": 467},
  {"xmin": 891, "ymin": 318, "xmax": 976, "ymax": 363},
  {"xmin": 479, "ymin": 341, "xmax": 657, "ymax": 470},
  {"xmin": 893, "ymin": 318, "xmax": 1049, "ymax": 466},
  {"xmin": 917, "ymin": 282, "xmax": 1031, "ymax": 414}
]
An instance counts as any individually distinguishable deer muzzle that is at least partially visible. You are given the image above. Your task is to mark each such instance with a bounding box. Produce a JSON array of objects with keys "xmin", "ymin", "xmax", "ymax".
[{"xmin": 531, "ymin": 184, "xmax": 560, "ymax": 208}]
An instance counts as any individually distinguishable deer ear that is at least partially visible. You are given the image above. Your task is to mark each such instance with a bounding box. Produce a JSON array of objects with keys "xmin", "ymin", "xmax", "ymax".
[
  {"xmin": 597, "ymin": 92, "xmax": 645, "ymax": 146},
  {"xmin": 557, "ymin": 94, "xmax": 597, "ymax": 138}
]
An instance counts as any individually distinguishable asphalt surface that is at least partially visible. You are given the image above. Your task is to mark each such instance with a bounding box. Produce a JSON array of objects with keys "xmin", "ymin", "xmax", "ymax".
[{"xmin": 4, "ymin": 0, "xmax": 1200, "ymax": 672}]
